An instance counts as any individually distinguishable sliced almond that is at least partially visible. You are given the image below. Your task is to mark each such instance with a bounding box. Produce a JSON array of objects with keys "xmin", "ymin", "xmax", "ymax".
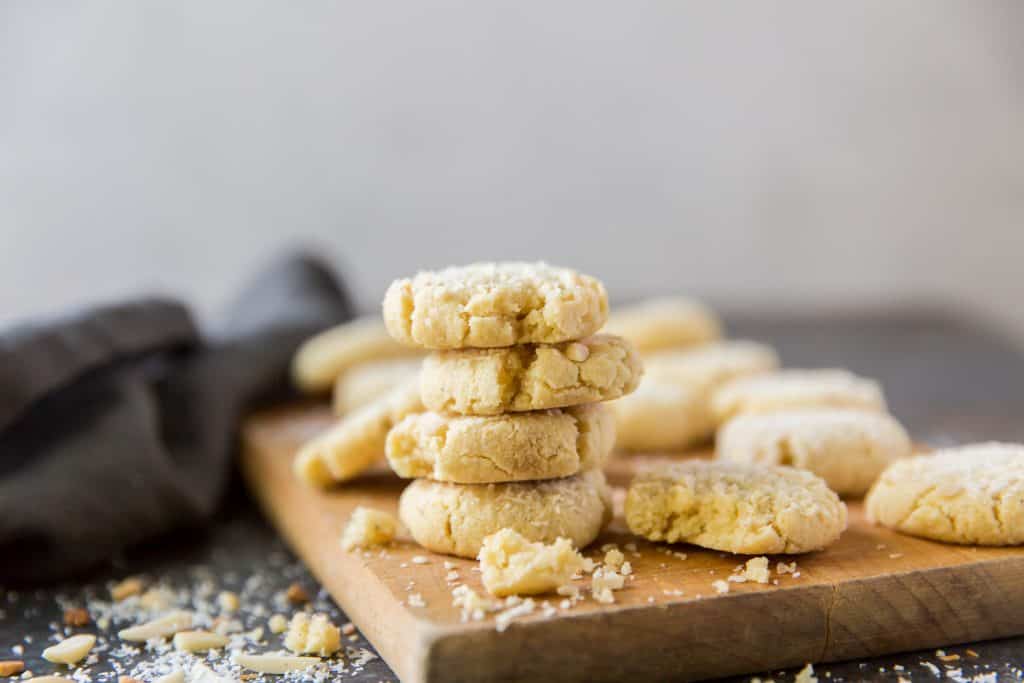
[
  {"xmin": 231, "ymin": 654, "xmax": 320, "ymax": 675},
  {"xmin": 172, "ymin": 631, "xmax": 229, "ymax": 653},
  {"xmin": 118, "ymin": 610, "xmax": 193, "ymax": 642},
  {"xmin": 42, "ymin": 634, "xmax": 96, "ymax": 665}
]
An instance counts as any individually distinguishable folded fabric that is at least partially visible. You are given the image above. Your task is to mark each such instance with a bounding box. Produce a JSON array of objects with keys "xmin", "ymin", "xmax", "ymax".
[{"xmin": 0, "ymin": 254, "xmax": 353, "ymax": 581}]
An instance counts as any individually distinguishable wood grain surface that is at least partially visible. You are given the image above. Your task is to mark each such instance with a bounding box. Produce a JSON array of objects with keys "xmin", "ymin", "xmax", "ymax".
[{"xmin": 241, "ymin": 405, "xmax": 1024, "ymax": 683}]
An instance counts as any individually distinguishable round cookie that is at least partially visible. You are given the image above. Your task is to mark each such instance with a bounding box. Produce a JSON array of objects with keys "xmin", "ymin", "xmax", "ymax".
[
  {"xmin": 716, "ymin": 410, "xmax": 912, "ymax": 497},
  {"xmin": 625, "ymin": 460, "xmax": 847, "ymax": 554},
  {"xmin": 609, "ymin": 380, "xmax": 709, "ymax": 452},
  {"xmin": 712, "ymin": 369, "xmax": 886, "ymax": 424},
  {"xmin": 604, "ymin": 296, "xmax": 721, "ymax": 353},
  {"xmin": 293, "ymin": 316, "xmax": 422, "ymax": 394},
  {"xmin": 399, "ymin": 470, "xmax": 613, "ymax": 558},
  {"xmin": 420, "ymin": 334, "xmax": 642, "ymax": 415},
  {"xmin": 293, "ymin": 380, "xmax": 423, "ymax": 487},
  {"xmin": 333, "ymin": 357, "xmax": 423, "ymax": 415},
  {"xmin": 865, "ymin": 443, "xmax": 1024, "ymax": 545},
  {"xmin": 383, "ymin": 262, "xmax": 608, "ymax": 349},
  {"xmin": 386, "ymin": 404, "xmax": 614, "ymax": 483},
  {"xmin": 611, "ymin": 340, "xmax": 779, "ymax": 451},
  {"xmin": 643, "ymin": 340, "xmax": 779, "ymax": 389}
]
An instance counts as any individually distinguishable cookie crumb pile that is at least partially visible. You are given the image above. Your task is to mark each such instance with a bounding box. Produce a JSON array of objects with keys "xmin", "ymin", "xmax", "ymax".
[{"xmin": 381, "ymin": 262, "xmax": 643, "ymax": 558}]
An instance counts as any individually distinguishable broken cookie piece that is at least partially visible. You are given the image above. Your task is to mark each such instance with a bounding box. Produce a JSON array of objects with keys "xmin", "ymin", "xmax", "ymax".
[
  {"xmin": 478, "ymin": 528, "xmax": 588, "ymax": 597},
  {"xmin": 340, "ymin": 506, "xmax": 398, "ymax": 551}
]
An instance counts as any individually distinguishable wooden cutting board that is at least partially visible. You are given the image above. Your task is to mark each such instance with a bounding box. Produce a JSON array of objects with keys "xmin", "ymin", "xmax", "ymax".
[{"xmin": 241, "ymin": 405, "xmax": 1024, "ymax": 683}]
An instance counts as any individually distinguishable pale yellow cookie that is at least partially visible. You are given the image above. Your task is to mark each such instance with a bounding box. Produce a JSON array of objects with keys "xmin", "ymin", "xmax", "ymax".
[
  {"xmin": 333, "ymin": 357, "xmax": 423, "ymax": 414},
  {"xmin": 292, "ymin": 316, "xmax": 421, "ymax": 394},
  {"xmin": 716, "ymin": 410, "xmax": 912, "ymax": 497},
  {"xmin": 399, "ymin": 470, "xmax": 613, "ymax": 558},
  {"xmin": 611, "ymin": 340, "xmax": 779, "ymax": 451},
  {"xmin": 608, "ymin": 379, "xmax": 708, "ymax": 451},
  {"xmin": 625, "ymin": 460, "xmax": 847, "ymax": 554},
  {"xmin": 712, "ymin": 369, "xmax": 886, "ymax": 424},
  {"xmin": 293, "ymin": 381, "xmax": 423, "ymax": 487},
  {"xmin": 420, "ymin": 334, "xmax": 642, "ymax": 415},
  {"xmin": 865, "ymin": 443, "xmax": 1024, "ymax": 545},
  {"xmin": 643, "ymin": 340, "xmax": 779, "ymax": 387},
  {"xmin": 604, "ymin": 296, "xmax": 721, "ymax": 353},
  {"xmin": 478, "ymin": 529, "xmax": 589, "ymax": 597},
  {"xmin": 386, "ymin": 404, "xmax": 613, "ymax": 483},
  {"xmin": 383, "ymin": 262, "xmax": 608, "ymax": 349}
]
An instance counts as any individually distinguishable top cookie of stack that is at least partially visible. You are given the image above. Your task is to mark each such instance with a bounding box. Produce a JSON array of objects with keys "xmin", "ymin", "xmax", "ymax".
[{"xmin": 382, "ymin": 262, "xmax": 643, "ymax": 558}]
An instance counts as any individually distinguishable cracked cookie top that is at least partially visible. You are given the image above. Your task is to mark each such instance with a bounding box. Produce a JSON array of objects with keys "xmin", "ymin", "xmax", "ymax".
[
  {"xmin": 420, "ymin": 334, "xmax": 642, "ymax": 415},
  {"xmin": 625, "ymin": 460, "xmax": 847, "ymax": 554},
  {"xmin": 385, "ymin": 403, "xmax": 614, "ymax": 483},
  {"xmin": 382, "ymin": 262, "xmax": 608, "ymax": 349},
  {"xmin": 865, "ymin": 442, "xmax": 1024, "ymax": 545},
  {"xmin": 712, "ymin": 368, "xmax": 886, "ymax": 424},
  {"xmin": 717, "ymin": 409, "xmax": 912, "ymax": 497}
]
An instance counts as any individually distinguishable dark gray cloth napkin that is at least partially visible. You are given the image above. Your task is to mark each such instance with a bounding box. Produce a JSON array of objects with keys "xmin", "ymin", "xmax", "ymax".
[{"xmin": 0, "ymin": 254, "xmax": 353, "ymax": 582}]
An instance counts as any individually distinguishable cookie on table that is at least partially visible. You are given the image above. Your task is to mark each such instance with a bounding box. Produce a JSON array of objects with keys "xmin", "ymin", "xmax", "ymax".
[
  {"xmin": 611, "ymin": 340, "xmax": 779, "ymax": 451},
  {"xmin": 383, "ymin": 262, "xmax": 608, "ymax": 349},
  {"xmin": 420, "ymin": 334, "xmax": 642, "ymax": 415},
  {"xmin": 604, "ymin": 296, "xmax": 721, "ymax": 353},
  {"xmin": 865, "ymin": 443, "xmax": 1024, "ymax": 545},
  {"xmin": 608, "ymin": 380, "xmax": 708, "ymax": 452},
  {"xmin": 399, "ymin": 470, "xmax": 613, "ymax": 558},
  {"xmin": 293, "ymin": 381, "xmax": 423, "ymax": 487},
  {"xmin": 293, "ymin": 316, "xmax": 422, "ymax": 394},
  {"xmin": 333, "ymin": 357, "xmax": 423, "ymax": 415},
  {"xmin": 716, "ymin": 410, "xmax": 912, "ymax": 497},
  {"xmin": 643, "ymin": 340, "xmax": 779, "ymax": 389},
  {"xmin": 387, "ymin": 404, "xmax": 614, "ymax": 483},
  {"xmin": 625, "ymin": 460, "xmax": 847, "ymax": 554},
  {"xmin": 712, "ymin": 369, "xmax": 886, "ymax": 424}
]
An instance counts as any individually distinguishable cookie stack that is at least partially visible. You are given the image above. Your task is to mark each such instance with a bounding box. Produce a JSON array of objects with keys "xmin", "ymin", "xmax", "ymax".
[{"xmin": 380, "ymin": 262, "xmax": 644, "ymax": 558}]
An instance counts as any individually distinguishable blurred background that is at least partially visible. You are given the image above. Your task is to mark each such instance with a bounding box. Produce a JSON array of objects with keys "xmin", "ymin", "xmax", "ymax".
[{"xmin": 2, "ymin": 1, "xmax": 1022, "ymax": 333}]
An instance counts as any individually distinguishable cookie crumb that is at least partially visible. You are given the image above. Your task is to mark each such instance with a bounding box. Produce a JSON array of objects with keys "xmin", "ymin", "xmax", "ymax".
[
  {"xmin": 110, "ymin": 577, "xmax": 144, "ymax": 602},
  {"xmin": 341, "ymin": 507, "xmax": 398, "ymax": 551},
  {"xmin": 712, "ymin": 580, "xmax": 729, "ymax": 594},
  {"xmin": 407, "ymin": 593, "xmax": 426, "ymax": 608},
  {"xmin": 285, "ymin": 583, "xmax": 310, "ymax": 605},
  {"xmin": 411, "ymin": 556, "xmax": 429, "ymax": 565},
  {"xmin": 284, "ymin": 612, "xmax": 341, "ymax": 657},
  {"xmin": 268, "ymin": 614, "xmax": 288, "ymax": 634},
  {"xmin": 62, "ymin": 608, "xmax": 89, "ymax": 628},
  {"xmin": 451, "ymin": 585, "xmax": 498, "ymax": 622},
  {"xmin": 479, "ymin": 529, "xmax": 588, "ymax": 597},
  {"xmin": 795, "ymin": 663, "xmax": 817, "ymax": 683},
  {"xmin": 217, "ymin": 591, "xmax": 240, "ymax": 613}
]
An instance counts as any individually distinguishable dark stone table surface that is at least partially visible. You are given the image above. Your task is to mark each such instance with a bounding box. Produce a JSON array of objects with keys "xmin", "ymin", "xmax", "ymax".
[{"xmin": 3, "ymin": 311, "xmax": 1024, "ymax": 682}]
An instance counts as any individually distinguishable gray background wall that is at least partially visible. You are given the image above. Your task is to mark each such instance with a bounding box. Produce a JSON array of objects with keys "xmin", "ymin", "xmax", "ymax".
[{"xmin": 2, "ymin": 2, "xmax": 1022, "ymax": 334}]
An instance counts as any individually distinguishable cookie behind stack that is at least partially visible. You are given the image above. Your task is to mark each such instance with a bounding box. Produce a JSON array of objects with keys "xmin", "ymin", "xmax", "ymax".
[{"xmin": 382, "ymin": 262, "xmax": 643, "ymax": 558}]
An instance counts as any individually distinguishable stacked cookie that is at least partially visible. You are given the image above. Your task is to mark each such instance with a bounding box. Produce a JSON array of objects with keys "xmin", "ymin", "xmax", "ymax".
[{"xmin": 380, "ymin": 262, "xmax": 643, "ymax": 558}]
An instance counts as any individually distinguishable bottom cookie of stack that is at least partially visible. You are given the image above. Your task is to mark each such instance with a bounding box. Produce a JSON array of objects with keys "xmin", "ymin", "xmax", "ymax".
[{"xmin": 398, "ymin": 470, "xmax": 613, "ymax": 558}]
